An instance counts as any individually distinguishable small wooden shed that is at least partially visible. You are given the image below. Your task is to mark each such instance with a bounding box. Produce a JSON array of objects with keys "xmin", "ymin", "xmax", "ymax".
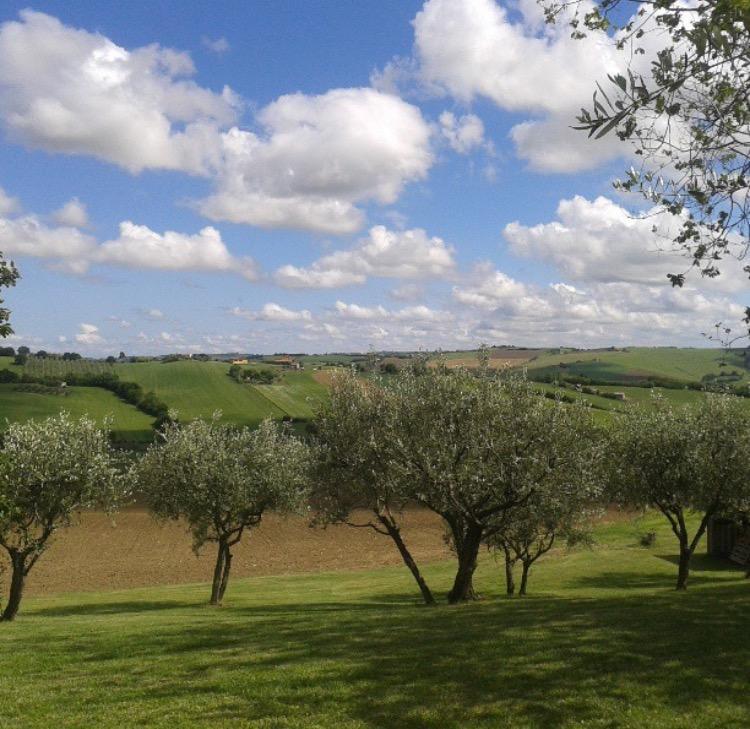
[{"xmin": 707, "ymin": 517, "xmax": 750, "ymax": 564}]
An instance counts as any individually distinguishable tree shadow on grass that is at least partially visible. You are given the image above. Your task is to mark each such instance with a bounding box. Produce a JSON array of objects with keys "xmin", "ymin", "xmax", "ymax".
[
  {"xmin": 657, "ymin": 553, "xmax": 748, "ymax": 573},
  {"xmin": 8, "ymin": 582, "xmax": 750, "ymax": 728}
]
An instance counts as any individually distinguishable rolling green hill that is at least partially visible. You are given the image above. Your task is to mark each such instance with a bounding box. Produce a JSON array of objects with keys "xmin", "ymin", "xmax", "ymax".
[
  {"xmin": 114, "ymin": 360, "xmax": 327, "ymax": 425},
  {"xmin": 524, "ymin": 346, "xmax": 750, "ymax": 383},
  {"xmin": 0, "ymin": 384, "xmax": 154, "ymax": 442}
]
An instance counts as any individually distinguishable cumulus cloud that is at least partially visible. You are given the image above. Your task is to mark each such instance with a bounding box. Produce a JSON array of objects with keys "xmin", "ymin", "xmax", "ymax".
[
  {"xmin": 274, "ymin": 225, "xmax": 456, "ymax": 289},
  {"xmin": 230, "ymin": 303, "xmax": 312, "ymax": 322},
  {"xmin": 387, "ymin": 0, "xmax": 670, "ymax": 172},
  {"xmin": 438, "ymin": 111, "xmax": 485, "ymax": 154},
  {"xmin": 451, "ymin": 265, "xmax": 747, "ymax": 346},
  {"xmin": 0, "ymin": 10, "xmax": 237, "ymax": 174},
  {"xmin": 199, "ymin": 88, "xmax": 433, "ymax": 234},
  {"xmin": 97, "ymin": 222, "xmax": 259, "ymax": 280},
  {"xmin": 0, "ymin": 186, "xmax": 20, "ymax": 215},
  {"xmin": 74, "ymin": 322, "xmax": 103, "ymax": 345},
  {"xmin": 53, "ymin": 197, "xmax": 88, "ymax": 228},
  {"xmin": 0, "ymin": 213, "xmax": 97, "ymax": 271},
  {"xmin": 504, "ymin": 195, "xmax": 748, "ymax": 292},
  {"xmin": 0, "ymin": 191, "xmax": 260, "ymax": 281}
]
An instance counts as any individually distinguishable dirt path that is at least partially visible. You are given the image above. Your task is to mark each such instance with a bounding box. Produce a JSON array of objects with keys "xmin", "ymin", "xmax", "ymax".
[{"xmin": 5, "ymin": 507, "xmax": 450, "ymax": 596}]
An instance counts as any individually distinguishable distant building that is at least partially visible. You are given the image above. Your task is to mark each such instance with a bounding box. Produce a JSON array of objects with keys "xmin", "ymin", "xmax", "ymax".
[
  {"xmin": 231, "ymin": 358, "xmax": 249, "ymax": 365},
  {"xmin": 267, "ymin": 356, "xmax": 301, "ymax": 369}
]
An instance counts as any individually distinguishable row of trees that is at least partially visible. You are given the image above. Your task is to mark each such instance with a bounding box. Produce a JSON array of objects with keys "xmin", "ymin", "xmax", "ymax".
[{"xmin": 2, "ymin": 366, "xmax": 749, "ymax": 621}]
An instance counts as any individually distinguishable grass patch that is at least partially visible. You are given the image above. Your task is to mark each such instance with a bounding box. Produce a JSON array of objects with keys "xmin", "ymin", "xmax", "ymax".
[{"xmin": 1, "ymin": 514, "xmax": 748, "ymax": 727}]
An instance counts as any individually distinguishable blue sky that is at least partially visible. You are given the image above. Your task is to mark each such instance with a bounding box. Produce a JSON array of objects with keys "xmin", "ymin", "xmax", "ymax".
[{"xmin": 0, "ymin": 0, "xmax": 744, "ymax": 355}]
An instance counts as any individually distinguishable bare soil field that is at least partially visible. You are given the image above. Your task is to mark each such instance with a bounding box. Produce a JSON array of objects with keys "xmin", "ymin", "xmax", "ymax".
[{"xmin": 7, "ymin": 507, "xmax": 450, "ymax": 597}]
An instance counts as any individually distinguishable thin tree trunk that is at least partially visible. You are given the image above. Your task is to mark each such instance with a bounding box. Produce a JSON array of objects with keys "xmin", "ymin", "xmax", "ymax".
[
  {"xmin": 378, "ymin": 515, "xmax": 435, "ymax": 606},
  {"xmin": 519, "ymin": 560, "xmax": 531, "ymax": 596},
  {"xmin": 676, "ymin": 545, "xmax": 691, "ymax": 591},
  {"xmin": 1, "ymin": 552, "xmax": 27, "ymax": 622},
  {"xmin": 503, "ymin": 545, "xmax": 516, "ymax": 596},
  {"xmin": 210, "ymin": 541, "xmax": 227, "ymax": 605},
  {"xmin": 218, "ymin": 546, "xmax": 233, "ymax": 602},
  {"xmin": 448, "ymin": 523, "xmax": 483, "ymax": 604}
]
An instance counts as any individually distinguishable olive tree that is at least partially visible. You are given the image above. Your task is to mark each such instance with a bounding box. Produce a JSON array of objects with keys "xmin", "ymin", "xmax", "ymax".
[
  {"xmin": 136, "ymin": 417, "xmax": 309, "ymax": 605},
  {"xmin": 312, "ymin": 370, "xmax": 435, "ymax": 605},
  {"xmin": 0, "ymin": 413, "xmax": 124, "ymax": 621},
  {"xmin": 0, "ymin": 252, "xmax": 19, "ymax": 339},
  {"xmin": 487, "ymin": 482, "xmax": 601, "ymax": 597},
  {"xmin": 388, "ymin": 367, "xmax": 600, "ymax": 603},
  {"xmin": 610, "ymin": 394, "xmax": 750, "ymax": 590}
]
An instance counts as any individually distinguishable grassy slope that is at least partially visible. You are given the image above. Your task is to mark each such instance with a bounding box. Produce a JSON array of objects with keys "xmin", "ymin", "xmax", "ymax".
[
  {"xmin": 1, "ymin": 513, "xmax": 748, "ymax": 728},
  {"xmin": 0, "ymin": 384, "xmax": 154, "ymax": 441},
  {"xmin": 115, "ymin": 360, "xmax": 327, "ymax": 425},
  {"xmin": 525, "ymin": 347, "xmax": 749, "ymax": 382}
]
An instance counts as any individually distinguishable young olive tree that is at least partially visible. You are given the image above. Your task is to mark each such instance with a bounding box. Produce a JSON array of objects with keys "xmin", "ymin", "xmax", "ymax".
[
  {"xmin": 487, "ymin": 481, "xmax": 601, "ymax": 597},
  {"xmin": 388, "ymin": 367, "xmax": 599, "ymax": 603},
  {"xmin": 610, "ymin": 394, "xmax": 750, "ymax": 590},
  {"xmin": 312, "ymin": 370, "xmax": 436, "ymax": 605},
  {"xmin": 0, "ymin": 413, "xmax": 124, "ymax": 621},
  {"xmin": 136, "ymin": 417, "xmax": 309, "ymax": 605}
]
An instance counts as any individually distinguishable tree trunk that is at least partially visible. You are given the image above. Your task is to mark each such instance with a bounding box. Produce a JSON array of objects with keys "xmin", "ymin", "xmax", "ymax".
[
  {"xmin": 210, "ymin": 541, "xmax": 227, "ymax": 605},
  {"xmin": 379, "ymin": 516, "xmax": 435, "ymax": 605},
  {"xmin": 519, "ymin": 560, "xmax": 531, "ymax": 596},
  {"xmin": 676, "ymin": 545, "xmax": 691, "ymax": 591},
  {"xmin": 448, "ymin": 523, "xmax": 483, "ymax": 604},
  {"xmin": 218, "ymin": 546, "xmax": 233, "ymax": 603},
  {"xmin": 1, "ymin": 552, "xmax": 27, "ymax": 622},
  {"xmin": 503, "ymin": 546, "xmax": 515, "ymax": 596}
]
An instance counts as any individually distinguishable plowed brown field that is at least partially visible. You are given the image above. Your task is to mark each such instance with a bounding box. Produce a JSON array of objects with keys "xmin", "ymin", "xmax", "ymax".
[{"xmin": 7, "ymin": 507, "xmax": 450, "ymax": 597}]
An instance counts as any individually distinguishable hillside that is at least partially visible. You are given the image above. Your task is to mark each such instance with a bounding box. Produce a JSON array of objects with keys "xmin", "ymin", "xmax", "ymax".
[{"xmin": 113, "ymin": 360, "xmax": 328, "ymax": 425}]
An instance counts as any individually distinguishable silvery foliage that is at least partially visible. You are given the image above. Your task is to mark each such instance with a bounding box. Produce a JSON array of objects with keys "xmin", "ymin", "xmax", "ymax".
[
  {"xmin": 312, "ymin": 370, "xmax": 405, "ymax": 526},
  {"xmin": 611, "ymin": 394, "xmax": 750, "ymax": 515},
  {"xmin": 610, "ymin": 393, "xmax": 750, "ymax": 587},
  {"xmin": 0, "ymin": 411, "xmax": 124, "ymax": 564},
  {"xmin": 136, "ymin": 416, "xmax": 310, "ymax": 553},
  {"xmin": 385, "ymin": 366, "xmax": 601, "ymax": 538}
]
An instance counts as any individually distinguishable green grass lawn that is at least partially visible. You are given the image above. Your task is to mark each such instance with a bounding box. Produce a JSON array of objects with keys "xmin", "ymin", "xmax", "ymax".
[
  {"xmin": 0, "ymin": 383, "xmax": 155, "ymax": 442},
  {"xmin": 2, "ymin": 513, "xmax": 748, "ymax": 728}
]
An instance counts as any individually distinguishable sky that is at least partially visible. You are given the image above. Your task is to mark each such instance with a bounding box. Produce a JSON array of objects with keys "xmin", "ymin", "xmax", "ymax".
[{"xmin": 0, "ymin": 0, "xmax": 745, "ymax": 356}]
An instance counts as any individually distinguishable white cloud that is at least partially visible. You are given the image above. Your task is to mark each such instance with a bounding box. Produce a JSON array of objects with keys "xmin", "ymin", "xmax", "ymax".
[
  {"xmin": 53, "ymin": 197, "xmax": 88, "ymax": 228},
  {"xmin": 231, "ymin": 303, "xmax": 312, "ymax": 322},
  {"xmin": 74, "ymin": 322, "xmax": 103, "ymax": 345},
  {"xmin": 504, "ymin": 195, "xmax": 748, "ymax": 292},
  {"xmin": 392, "ymin": 0, "xmax": 670, "ymax": 173},
  {"xmin": 0, "ymin": 10, "xmax": 236, "ymax": 174},
  {"xmin": 0, "ymin": 186, "xmax": 20, "ymax": 215},
  {"xmin": 97, "ymin": 222, "xmax": 259, "ymax": 280},
  {"xmin": 146, "ymin": 309, "xmax": 164, "ymax": 319},
  {"xmin": 438, "ymin": 111, "xmax": 485, "ymax": 154},
  {"xmin": 0, "ymin": 214, "xmax": 96, "ymax": 269},
  {"xmin": 274, "ymin": 225, "xmax": 456, "ymax": 289},
  {"xmin": 202, "ymin": 36, "xmax": 230, "ymax": 54},
  {"xmin": 199, "ymin": 88, "xmax": 433, "ymax": 233}
]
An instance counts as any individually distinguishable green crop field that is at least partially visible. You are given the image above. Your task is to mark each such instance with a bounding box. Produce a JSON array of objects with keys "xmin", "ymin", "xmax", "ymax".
[
  {"xmin": 523, "ymin": 347, "xmax": 750, "ymax": 383},
  {"xmin": 114, "ymin": 360, "xmax": 328, "ymax": 425},
  {"xmin": 1, "ymin": 512, "xmax": 748, "ymax": 728},
  {"xmin": 0, "ymin": 384, "xmax": 154, "ymax": 441}
]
